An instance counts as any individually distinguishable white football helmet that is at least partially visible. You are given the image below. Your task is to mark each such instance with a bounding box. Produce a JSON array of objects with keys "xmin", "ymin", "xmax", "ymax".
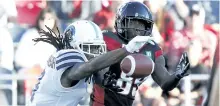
[{"xmin": 63, "ymin": 20, "xmax": 106, "ymax": 58}]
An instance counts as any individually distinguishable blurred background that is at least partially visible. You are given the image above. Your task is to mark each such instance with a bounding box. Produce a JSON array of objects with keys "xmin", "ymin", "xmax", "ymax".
[{"xmin": 0, "ymin": 0, "xmax": 219, "ymax": 106}]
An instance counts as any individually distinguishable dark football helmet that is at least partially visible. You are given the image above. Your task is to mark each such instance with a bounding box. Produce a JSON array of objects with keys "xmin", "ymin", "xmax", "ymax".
[{"xmin": 115, "ymin": 1, "xmax": 154, "ymax": 42}]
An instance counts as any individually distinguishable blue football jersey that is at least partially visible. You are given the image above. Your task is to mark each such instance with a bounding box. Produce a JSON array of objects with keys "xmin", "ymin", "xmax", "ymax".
[{"xmin": 29, "ymin": 49, "xmax": 88, "ymax": 106}]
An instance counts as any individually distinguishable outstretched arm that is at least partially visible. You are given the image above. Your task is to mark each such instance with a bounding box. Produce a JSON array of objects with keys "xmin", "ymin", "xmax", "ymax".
[
  {"xmin": 63, "ymin": 47, "xmax": 129, "ymax": 81},
  {"xmin": 151, "ymin": 53, "xmax": 190, "ymax": 91},
  {"xmin": 61, "ymin": 36, "xmax": 153, "ymax": 87}
]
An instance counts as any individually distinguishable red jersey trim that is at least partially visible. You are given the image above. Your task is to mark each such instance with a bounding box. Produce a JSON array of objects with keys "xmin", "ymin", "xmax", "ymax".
[
  {"xmin": 92, "ymin": 84, "xmax": 105, "ymax": 106},
  {"xmin": 103, "ymin": 36, "xmax": 122, "ymax": 50},
  {"xmin": 155, "ymin": 50, "xmax": 163, "ymax": 58}
]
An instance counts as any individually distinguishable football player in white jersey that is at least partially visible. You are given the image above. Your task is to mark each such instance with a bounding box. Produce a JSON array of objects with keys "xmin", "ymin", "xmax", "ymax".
[{"xmin": 29, "ymin": 20, "xmax": 153, "ymax": 106}]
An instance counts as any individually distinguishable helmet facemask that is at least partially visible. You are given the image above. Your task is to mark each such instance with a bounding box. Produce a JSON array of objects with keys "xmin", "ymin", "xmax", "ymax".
[
  {"xmin": 118, "ymin": 18, "xmax": 153, "ymax": 41},
  {"xmin": 74, "ymin": 41, "xmax": 107, "ymax": 60}
]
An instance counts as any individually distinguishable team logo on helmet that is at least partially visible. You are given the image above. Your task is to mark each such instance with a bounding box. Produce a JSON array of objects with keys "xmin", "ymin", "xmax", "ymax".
[{"xmin": 64, "ymin": 26, "xmax": 75, "ymax": 42}]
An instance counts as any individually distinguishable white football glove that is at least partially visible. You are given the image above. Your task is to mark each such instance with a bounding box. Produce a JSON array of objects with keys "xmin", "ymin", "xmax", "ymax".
[{"xmin": 125, "ymin": 36, "xmax": 154, "ymax": 53}]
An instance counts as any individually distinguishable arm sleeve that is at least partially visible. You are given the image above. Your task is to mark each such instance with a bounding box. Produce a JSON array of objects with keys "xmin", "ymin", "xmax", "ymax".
[
  {"xmin": 151, "ymin": 55, "xmax": 180, "ymax": 91},
  {"xmin": 150, "ymin": 42, "xmax": 180, "ymax": 91},
  {"xmin": 53, "ymin": 50, "xmax": 87, "ymax": 91}
]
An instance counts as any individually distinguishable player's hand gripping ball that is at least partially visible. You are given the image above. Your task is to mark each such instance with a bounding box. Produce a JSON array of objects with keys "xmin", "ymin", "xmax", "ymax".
[{"xmin": 120, "ymin": 54, "xmax": 155, "ymax": 78}]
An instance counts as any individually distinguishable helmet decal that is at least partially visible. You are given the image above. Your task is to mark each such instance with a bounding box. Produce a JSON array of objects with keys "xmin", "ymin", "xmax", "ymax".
[{"xmin": 64, "ymin": 25, "xmax": 75, "ymax": 42}]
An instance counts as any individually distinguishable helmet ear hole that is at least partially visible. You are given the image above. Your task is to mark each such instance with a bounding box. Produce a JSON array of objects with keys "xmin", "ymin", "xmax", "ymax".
[
  {"xmin": 77, "ymin": 44, "xmax": 82, "ymax": 50},
  {"xmin": 79, "ymin": 44, "xmax": 82, "ymax": 48}
]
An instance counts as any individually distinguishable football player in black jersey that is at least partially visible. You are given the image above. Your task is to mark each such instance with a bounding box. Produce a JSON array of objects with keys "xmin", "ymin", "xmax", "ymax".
[{"xmin": 90, "ymin": 1, "xmax": 190, "ymax": 106}]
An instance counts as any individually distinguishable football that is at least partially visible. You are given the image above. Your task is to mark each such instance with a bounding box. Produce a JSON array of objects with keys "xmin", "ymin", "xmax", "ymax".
[{"xmin": 120, "ymin": 54, "xmax": 155, "ymax": 78}]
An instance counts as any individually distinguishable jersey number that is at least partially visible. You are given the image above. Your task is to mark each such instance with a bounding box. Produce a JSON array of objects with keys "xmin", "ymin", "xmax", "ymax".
[
  {"xmin": 47, "ymin": 56, "xmax": 56, "ymax": 69},
  {"xmin": 116, "ymin": 72, "xmax": 147, "ymax": 97}
]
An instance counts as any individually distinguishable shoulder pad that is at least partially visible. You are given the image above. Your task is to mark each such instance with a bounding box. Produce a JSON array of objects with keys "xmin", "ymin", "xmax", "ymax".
[{"xmin": 55, "ymin": 49, "xmax": 87, "ymax": 71}]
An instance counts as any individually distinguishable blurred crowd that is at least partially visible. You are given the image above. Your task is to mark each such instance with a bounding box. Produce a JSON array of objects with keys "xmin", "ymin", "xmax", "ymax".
[{"xmin": 0, "ymin": 0, "xmax": 219, "ymax": 106}]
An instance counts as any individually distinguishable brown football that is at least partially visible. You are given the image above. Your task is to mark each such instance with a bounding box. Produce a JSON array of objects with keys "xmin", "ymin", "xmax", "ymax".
[{"xmin": 120, "ymin": 54, "xmax": 155, "ymax": 78}]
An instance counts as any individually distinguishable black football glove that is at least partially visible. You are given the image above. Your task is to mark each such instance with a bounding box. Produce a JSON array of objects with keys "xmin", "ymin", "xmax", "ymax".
[
  {"xmin": 103, "ymin": 71, "xmax": 123, "ymax": 92},
  {"xmin": 175, "ymin": 52, "xmax": 191, "ymax": 79}
]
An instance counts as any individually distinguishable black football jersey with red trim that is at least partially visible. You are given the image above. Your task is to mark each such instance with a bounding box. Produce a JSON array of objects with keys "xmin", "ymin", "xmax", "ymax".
[{"xmin": 90, "ymin": 30, "xmax": 162, "ymax": 106}]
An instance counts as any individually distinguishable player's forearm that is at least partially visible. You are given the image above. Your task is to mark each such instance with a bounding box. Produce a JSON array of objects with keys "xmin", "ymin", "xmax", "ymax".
[
  {"xmin": 89, "ymin": 47, "xmax": 129, "ymax": 70},
  {"xmin": 152, "ymin": 64, "xmax": 180, "ymax": 91},
  {"xmin": 151, "ymin": 56, "xmax": 181, "ymax": 91},
  {"xmin": 71, "ymin": 47, "xmax": 129, "ymax": 80}
]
